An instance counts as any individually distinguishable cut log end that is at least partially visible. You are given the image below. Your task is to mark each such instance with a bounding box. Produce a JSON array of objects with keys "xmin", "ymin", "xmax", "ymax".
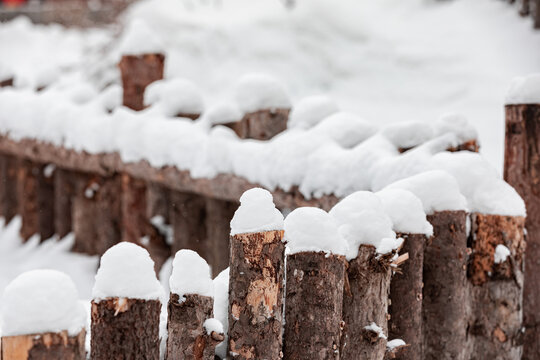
[{"xmin": 1, "ymin": 329, "xmax": 86, "ymax": 360}]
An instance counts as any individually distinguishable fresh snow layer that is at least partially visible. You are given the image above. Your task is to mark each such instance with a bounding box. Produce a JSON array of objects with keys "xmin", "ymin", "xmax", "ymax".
[
  {"xmin": 213, "ymin": 267, "xmax": 229, "ymax": 359},
  {"xmin": 117, "ymin": 18, "xmax": 165, "ymax": 56},
  {"xmin": 310, "ymin": 112, "xmax": 378, "ymax": 148},
  {"xmin": 506, "ymin": 74, "xmax": 540, "ymax": 105},
  {"xmin": 230, "ymin": 188, "xmax": 284, "ymax": 236},
  {"xmin": 169, "ymin": 249, "xmax": 213, "ymax": 298},
  {"xmin": 376, "ymin": 189, "xmax": 433, "ymax": 236},
  {"xmin": 92, "ymin": 242, "xmax": 162, "ymax": 301},
  {"xmin": 288, "ymin": 95, "xmax": 339, "ymax": 130},
  {"xmin": 144, "ymin": 78, "xmax": 205, "ymax": 116},
  {"xmin": 494, "ymin": 244, "xmax": 511, "ymax": 264},
  {"xmin": 284, "ymin": 207, "xmax": 347, "ymax": 256},
  {"xmin": 1, "ymin": 269, "xmax": 87, "ymax": 337},
  {"xmin": 203, "ymin": 318, "xmax": 224, "ymax": 335},
  {"xmin": 204, "ymin": 102, "xmax": 243, "ymax": 125},
  {"xmin": 387, "ymin": 339, "xmax": 406, "ymax": 350},
  {"xmin": 329, "ymin": 191, "xmax": 398, "ymax": 260},
  {"xmin": 233, "ymin": 73, "xmax": 291, "ymax": 113},
  {"xmin": 433, "ymin": 113, "xmax": 478, "ymax": 144}
]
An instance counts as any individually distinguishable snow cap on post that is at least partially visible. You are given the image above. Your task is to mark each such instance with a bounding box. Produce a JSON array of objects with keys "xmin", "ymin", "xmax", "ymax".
[
  {"xmin": 204, "ymin": 102, "xmax": 243, "ymax": 126},
  {"xmin": 288, "ymin": 95, "xmax": 339, "ymax": 129},
  {"xmin": 169, "ymin": 249, "xmax": 213, "ymax": 298},
  {"xmin": 376, "ymin": 188, "xmax": 433, "ymax": 236},
  {"xmin": 144, "ymin": 78, "xmax": 204, "ymax": 117},
  {"xmin": 1, "ymin": 269, "xmax": 86, "ymax": 337},
  {"xmin": 92, "ymin": 242, "xmax": 163, "ymax": 301},
  {"xmin": 284, "ymin": 207, "xmax": 347, "ymax": 256},
  {"xmin": 381, "ymin": 121, "xmax": 435, "ymax": 150},
  {"xmin": 433, "ymin": 113, "xmax": 478, "ymax": 145},
  {"xmin": 230, "ymin": 187, "xmax": 284, "ymax": 236},
  {"xmin": 234, "ymin": 73, "xmax": 291, "ymax": 114},
  {"xmin": 117, "ymin": 19, "xmax": 165, "ymax": 56},
  {"xmin": 329, "ymin": 191, "xmax": 400, "ymax": 260},
  {"xmin": 310, "ymin": 112, "xmax": 378, "ymax": 148},
  {"xmin": 505, "ymin": 74, "xmax": 540, "ymax": 105}
]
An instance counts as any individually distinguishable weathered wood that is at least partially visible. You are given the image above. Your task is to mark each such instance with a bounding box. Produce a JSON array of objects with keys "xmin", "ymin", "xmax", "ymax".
[
  {"xmin": 466, "ymin": 213, "xmax": 525, "ymax": 359},
  {"xmin": 37, "ymin": 164, "xmax": 55, "ymax": 241},
  {"xmin": 170, "ymin": 191, "xmax": 208, "ymax": 259},
  {"xmin": 423, "ymin": 211, "xmax": 468, "ymax": 360},
  {"xmin": 17, "ymin": 160, "xmax": 39, "ymax": 241},
  {"xmin": 0, "ymin": 78, "xmax": 13, "ymax": 88},
  {"xmin": 166, "ymin": 293, "xmax": 214, "ymax": 360},
  {"xmin": 389, "ymin": 233, "xmax": 426, "ymax": 359},
  {"xmin": 53, "ymin": 168, "xmax": 80, "ymax": 238},
  {"xmin": 90, "ymin": 297, "xmax": 160, "ymax": 360},
  {"xmin": 1, "ymin": 330, "xmax": 86, "ymax": 360},
  {"xmin": 72, "ymin": 175, "xmax": 122, "ymax": 255},
  {"xmin": 534, "ymin": 0, "xmax": 540, "ymax": 28},
  {"xmin": 520, "ymin": 0, "xmax": 530, "ymax": 16},
  {"xmin": 0, "ymin": 154, "xmax": 18, "ymax": 223},
  {"xmin": 504, "ymin": 104, "xmax": 540, "ymax": 359},
  {"xmin": 227, "ymin": 230, "xmax": 285, "ymax": 360},
  {"xmin": 384, "ymin": 344, "xmax": 410, "ymax": 360},
  {"xmin": 341, "ymin": 245, "xmax": 392, "ymax": 360},
  {"xmin": 283, "ymin": 251, "xmax": 346, "ymax": 360},
  {"xmin": 233, "ymin": 109, "xmax": 289, "ymax": 140},
  {"xmin": 205, "ymin": 198, "xmax": 237, "ymax": 276},
  {"xmin": 119, "ymin": 53, "xmax": 165, "ymax": 111},
  {"xmin": 146, "ymin": 182, "xmax": 171, "ymax": 222}
]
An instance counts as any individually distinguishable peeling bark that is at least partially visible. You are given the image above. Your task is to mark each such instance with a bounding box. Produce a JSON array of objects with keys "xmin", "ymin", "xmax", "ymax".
[
  {"xmin": 118, "ymin": 54, "xmax": 165, "ymax": 111},
  {"xmin": 283, "ymin": 251, "xmax": 346, "ymax": 360},
  {"xmin": 205, "ymin": 198, "xmax": 237, "ymax": 276},
  {"xmin": 1, "ymin": 330, "xmax": 86, "ymax": 360},
  {"xmin": 227, "ymin": 230, "xmax": 285, "ymax": 360},
  {"xmin": 90, "ymin": 298, "xmax": 160, "ymax": 360}
]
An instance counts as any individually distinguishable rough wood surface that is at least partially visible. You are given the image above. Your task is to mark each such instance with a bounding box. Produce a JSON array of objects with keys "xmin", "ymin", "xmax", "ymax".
[
  {"xmin": 1, "ymin": 330, "xmax": 86, "ymax": 360},
  {"xmin": 504, "ymin": 104, "xmax": 540, "ymax": 359},
  {"xmin": 166, "ymin": 293, "xmax": 214, "ymax": 360},
  {"xmin": 0, "ymin": 154, "xmax": 18, "ymax": 223},
  {"xmin": 227, "ymin": 230, "xmax": 285, "ymax": 360},
  {"xmin": 53, "ymin": 168, "xmax": 81, "ymax": 238},
  {"xmin": 423, "ymin": 211, "xmax": 468, "ymax": 360},
  {"xmin": 146, "ymin": 183, "xmax": 171, "ymax": 222},
  {"xmin": 234, "ymin": 109, "xmax": 289, "ymax": 140},
  {"xmin": 91, "ymin": 297, "xmax": 160, "ymax": 360},
  {"xmin": 466, "ymin": 213, "xmax": 526, "ymax": 359},
  {"xmin": 205, "ymin": 198, "xmax": 237, "ymax": 276},
  {"xmin": 170, "ymin": 191, "xmax": 208, "ymax": 259},
  {"xmin": 17, "ymin": 160, "xmax": 39, "ymax": 241},
  {"xmin": 37, "ymin": 163, "xmax": 55, "ymax": 241},
  {"xmin": 121, "ymin": 173, "xmax": 147, "ymax": 244},
  {"xmin": 283, "ymin": 251, "xmax": 346, "ymax": 360},
  {"xmin": 389, "ymin": 233, "xmax": 426, "ymax": 359},
  {"xmin": 119, "ymin": 53, "xmax": 165, "ymax": 111},
  {"xmin": 341, "ymin": 245, "xmax": 392, "ymax": 360}
]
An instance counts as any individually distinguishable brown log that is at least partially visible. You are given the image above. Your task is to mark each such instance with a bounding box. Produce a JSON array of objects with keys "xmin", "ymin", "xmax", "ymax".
[
  {"xmin": 504, "ymin": 104, "xmax": 540, "ymax": 359},
  {"xmin": 520, "ymin": 0, "xmax": 530, "ymax": 16},
  {"xmin": 388, "ymin": 233, "xmax": 426, "ymax": 359},
  {"xmin": 384, "ymin": 344, "xmax": 410, "ymax": 360},
  {"xmin": 37, "ymin": 164, "xmax": 55, "ymax": 241},
  {"xmin": 166, "ymin": 293, "xmax": 214, "ymax": 360},
  {"xmin": 147, "ymin": 182, "xmax": 171, "ymax": 222},
  {"xmin": 227, "ymin": 230, "xmax": 285, "ymax": 359},
  {"xmin": 283, "ymin": 251, "xmax": 346, "ymax": 360},
  {"xmin": 423, "ymin": 211, "xmax": 468, "ymax": 360},
  {"xmin": 0, "ymin": 78, "xmax": 13, "ymax": 88},
  {"xmin": 466, "ymin": 214, "xmax": 525, "ymax": 359},
  {"xmin": 53, "ymin": 168, "xmax": 82, "ymax": 238},
  {"xmin": 72, "ymin": 175, "xmax": 121, "ymax": 255},
  {"xmin": 170, "ymin": 191, "xmax": 208, "ymax": 259},
  {"xmin": 1, "ymin": 330, "xmax": 86, "ymax": 360},
  {"xmin": 17, "ymin": 160, "xmax": 39, "ymax": 241},
  {"xmin": 119, "ymin": 53, "xmax": 165, "ymax": 111},
  {"xmin": 90, "ymin": 297, "xmax": 161, "ymax": 360},
  {"xmin": 0, "ymin": 154, "xmax": 18, "ymax": 223},
  {"xmin": 341, "ymin": 245, "xmax": 392, "ymax": 360},
  {"xmin": 232, "ymin": 109, "xmax": 289, "ymax": 140},
  {"xmin": 205, "ymin": 198, "xmax": 237, "ymax": 276},
  {"xmin": 535, "ymin": 0, "xmax": 540, "ymax": 28}
]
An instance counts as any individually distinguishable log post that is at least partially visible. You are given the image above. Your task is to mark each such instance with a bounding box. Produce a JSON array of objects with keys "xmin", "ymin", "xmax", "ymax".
[
  {"xmin": 37, "ymin": 164, "xmax": 55, "ymax": 241},
  {"xmin": 1, "ymin": 330, "xmax": 86, "ymax": 360},
  {"xmin": 504, "ymin": 103, "xmax": 540, "ymax": 358},
  {"xmin": 466, "ymin": 213, "xmax": 526, "ymax": 359},
  {"xmin": 53, "ymin": 168, "xmax": 81, "ymax": 239},
  {"xmin": 17, "ymin": 159, "xmax": 39, "ymax": 241},
  {"xmin": 0, "ymin": 154, "xmax": 18, "ymax": 223},
  {"xmin": 205, "ymin": 198, "xmax": 237, "ymax": 276},
  {"xmin": 534, "ymin": 0, "xmax": 540, "ymax": 28},
  {"xmin": 234, "ymin": 109, "xmax": 290, "ymax": 140},
  {"xmin": 423, "ymin": 211, "xmax": 468, "ymax": 360},
  {"xmin": 170, "ymin": 191, "xmax": 208, "ymax": 260},
  {"xmin": 118, "ymin": 53, "xmax": 165, "ymax": 111}
]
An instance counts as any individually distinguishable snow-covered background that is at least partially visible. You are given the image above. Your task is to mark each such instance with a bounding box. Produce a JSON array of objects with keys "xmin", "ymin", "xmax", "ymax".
[{"xmin": 0, "ymin": 0, "xmax": 539, "ymax": 339}]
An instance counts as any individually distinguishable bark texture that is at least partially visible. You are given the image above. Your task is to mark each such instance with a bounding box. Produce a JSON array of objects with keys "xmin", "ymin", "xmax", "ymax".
[
  {"xmin": 341, "ymin": 245, "xmax": 392, "ymax": 360},
  {"xmin": 53, "ymin": 168, "xmax": 81, "ymax": 238},
  {"xmin": 283, "ymin": 251, "xmax": 346, "ymax": 360},
  {"xmin": 389, "ymin": 233, "xmax": 426, "ymax": 359},
  {"xmin": 170, "ymin": 191, "xmax": 208, "ymax": 259},
  {"xmin": 466, "ymin": 214, "xmax": 526, "ymax": 359},
  {"xmin": 119, "ymin": 54, "xmax": 165, "ymax": 111},
  {"xmin": 1, "ymin": 330, "xmax": 86, "ymax": 360},
  {"xmin": 17, "ymin": 160, "xmax": 39, "ymax": 241},
  {"xmin": 504, "ymin": 104, "xmax": 540, "ymax": 359},
  {"xmin": 166, "ymin": 293, "xmax": 215, "ymax": 360},
  {"xmin": 423, "ymin": 211, "xmax": 468, "ymax": 360},
  {"xmin": 37, "ymin": 164, "xmax": 55, "ymax": 241},
  {"xmin": 91, "ymin": 297, "xmax": 160, "ymax": 360},
  {"xmin": 0, "ymin": 154, "xmax": 18, "ymax": 223},
  {"xmin": 228, "ymin": 109, "xmax": 289, "ymax": 140},
  {"xmin": 227, "ymin": 230, "xmax": 285, "ymax": 360},
  {"xmin": 205, "ymin": 198, "xmax": 237, "ymax": 276},
  {"xmin": 72, "ymin": 175, "xmax": 122, "ymax": 255}
]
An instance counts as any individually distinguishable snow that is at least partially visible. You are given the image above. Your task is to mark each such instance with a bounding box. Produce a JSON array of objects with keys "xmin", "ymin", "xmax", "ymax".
[
  {"xmin": 506, "ymin": 74, "xmax": 540, "ymax": 105},
  {"xmin": 1, "ymin": 269, "xmax": 87, "ymax": 337},
  {"xmin": 144, "ymin": 78, "xmax": 205, "ymax": 117},
  {"xmin": 92, "ymin": 242, "xmax": 163, "ymax": 301},
  {"xmin": 213, "ymin": 267, "xmax": 229, "ymax": 359},
  {"xmin": 284, "ymin": 207, "xmax": 347, "ymax": 256},
  {"xmin": 288, "ymin": 95, "xmax": 339, "ymax": 130},
  {"xmin": 364, "ymin": 322, "xmax": 387, "ymax": 340},
  {"xmin": 117, "ymin": 18, "xmax": 165, "ymax": 56},
  {"xmin": 204, "ymin": 102, "xmax": 243, "ymax": 125},
  {"xmin": 433, "ymin": 113, "xmax": 478, "ymax": 144},
  {"xmin": 385, "ymin": 170, "xmax": 468, "ymax": 215},
  {"xmin": 309, "ymin": 112, "xmax": 378, "ymax": 148},
  {"xmin": 376, "ymin": 189, "xmax": 433, "ymax": 236},
  {"xmin": 169, "ymin": 250, "xmax": 213, "ymax": 298},
  {"xmin": 494, "ymin": 244, "xmax": 511, "ymax": 264},
  {"xmin": 203, "ymin": 318, "xmax": 224, "ymax": 335},
  {"xmin": 233, "ymin": 73, "xmax": 291, "ymax": 114},
  {"xmin": 329, "ymin": 191, "xmax": 398, "ymax": 259},
  {"xmin": 230, "ymin": 188, "xmax": 284, "ymax": 236},
  {"xmin": 387, "ymin": 339, "xmax": 406, "ymax": 350},
  {"xmin": 381, "ymin": 121, "xmax": 434, "ymax": 150}
]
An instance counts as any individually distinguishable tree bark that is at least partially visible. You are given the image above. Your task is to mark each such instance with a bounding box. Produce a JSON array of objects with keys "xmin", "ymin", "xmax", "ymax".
[
  {"xmin": 423, "ymin": 211, "xmax": 468, "ymax": 360},
  {"xmin": 466, "ymin": 213, "xmax": 525, "ymax": 359},
  {"xmin": 0, "ymin": 154, "xmax": 18, "ymax": 223},
  {"xmin": 340, "ymin": 245, "xmax": 392, "ymax": 360},
  {"xmin": 283, "ymin": 251, "xmax": 346, "ymax": 360},
  {"xmin": 227, "ymin": 230, "xmax": 285, "ymax": 360},
  {"xmin": 534, "ymin": 0, "xmax": 540, "ymax": 29},
  {"xmin": 72, "ymin": 175, "xmax": 122, "ymax": 255},
  {"xmin": 53, "ymin": 168, "xmax": 81, "ymax": 239},
  {"xmin": 389, "ymin": 233, "xmax": 426, "ymax": 359},
  {"xmin": 229, "ymin": 109, "xmax": 289, "ymax": 140},
  {"xmin": 504, "ymin": 104, "xmax": 540, "ymax": 359},
  {"xmin": 205, "ymin": 198, "xmax": 237, "ymax": 276},
  {"xmin": 166, "ymin": 293, "xmax": 215, "ymax": 360},
  {"xmin": 1, "ymin": 330, "xmax": 86, "ymax": 360},
  {"xmin": 170, "ymin": 191, "xmax": 208, "ymax": 259},
  {"xmin": 37, "ymin": 164, "xmax": 55, "ymax": 241},
  {"xmin": 17, "ymin": 160, "xmax": 39, "ymax": 241},
  {"xmin": 119, "ymin": 54, "xmax": 165, "ymax": 111},
  {"xmin": 90, "ymin": 297, "xmax": 161, "ymax": 360}
]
